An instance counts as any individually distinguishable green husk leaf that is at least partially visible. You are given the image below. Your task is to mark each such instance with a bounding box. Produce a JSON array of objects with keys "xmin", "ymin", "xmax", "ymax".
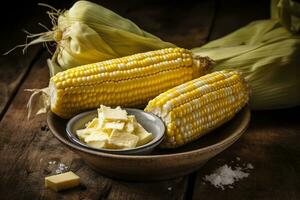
[
  {"xmin": 271, "ymin": 0, "xmax": 300, "ymax": 33},
  {"xmin": 192, "ymin": 20, "xmax": 300, "ymax": 110},
  {"xmin": 25, "ymin": 0, "xmax": 300, "ymax": 119},
  {"xmin": 25, "ymin": 1, "xmax": 175, "ymax": 76}
]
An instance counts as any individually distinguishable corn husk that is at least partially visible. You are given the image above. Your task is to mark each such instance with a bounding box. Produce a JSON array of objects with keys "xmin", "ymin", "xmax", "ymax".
[
  {"xmin": 192, "ymin": 20, "xmax": 300, "ymax": 110},
  {"xmin": 271, "ymin": 0, "xmax": 300, "ymax": 33},
  {"xmin": 25, "ymin": 0, "xmax": 300, "ymax": 119},
  {"xmin": 28, "ymin": 1, "xmax": 174, "ymax": 76},
  {"xmin": 24, "ymin": 1, "xmax": 174, "ymax": 118}
]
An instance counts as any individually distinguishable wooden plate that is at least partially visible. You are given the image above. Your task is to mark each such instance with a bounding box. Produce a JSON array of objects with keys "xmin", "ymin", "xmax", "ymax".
[{"xmin": 47, "ymin": 106, "xmax": 250, "ymax": 181}]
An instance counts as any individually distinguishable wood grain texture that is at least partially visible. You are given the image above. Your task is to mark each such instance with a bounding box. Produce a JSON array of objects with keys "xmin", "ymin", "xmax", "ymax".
[
  {"xmin": 0, "ymin": 35, "xmax": 41, "ymax": 120},
  {"xmin": 0, "ymin": 0, "xmax": 68, "ymax": 119},
  {"xmin": 192, "ymin": 108, "xmax": 300, "ymax": 200}
]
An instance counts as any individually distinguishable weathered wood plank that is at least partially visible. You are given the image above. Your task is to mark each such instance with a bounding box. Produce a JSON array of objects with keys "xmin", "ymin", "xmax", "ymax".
[
  {"xmin": 0, "ymin": 0, "xmax": 68, "ymax": 119},
  {"xmin": 192, "ymin": 108, "xmax": 300, "ymax": 200},
  {"xmin": 0, "ymin": 32, "xmax": 41, "ymax": 119}
]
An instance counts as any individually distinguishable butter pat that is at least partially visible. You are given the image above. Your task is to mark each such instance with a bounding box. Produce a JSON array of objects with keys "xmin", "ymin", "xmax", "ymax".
[
  {"xmin": 86, "ymin": 118, "xmax": 99, "ymax": 128},
  {"xmin": 109, "ymin": 130, "xmax": 139, "ymax": 148},
  {"xmin": 104, "ymin": 122, "xmax": 125, "ymax": 130},
  {"xmin": 125, "ymin": 115, "xmax": 137, "ymax": 133},
  {"xmin": 76, "ymin": 128, "xmax": 98, "ymax": 140},
  {"xmin": 135, "ymin": 124, "xmax": 154, "ymax": 146},
  {"xmin": 85, "ymin": 132, "xmax": 108, "ymax": 148},
  {"xmin": 45, "ymin": 171, "xmax": 80, "ymax": 192},
  {"xmin": 100, "ymin": 105, "xmax": 128, "ymax": 121}
]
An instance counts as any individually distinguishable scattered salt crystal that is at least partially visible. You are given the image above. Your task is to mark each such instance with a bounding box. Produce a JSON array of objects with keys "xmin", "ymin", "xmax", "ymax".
[
  {"xmin": 48, "ymin": 161, "xmax": 58, "ymax": 165},
  {"xmin": 204, "ymin": 164, "xmax": 250, "ymax": 190},
  {"xmin": 48, "ymin": 162, "xmax": 69, "ymax": 174},
  {"xmin": 236, "ymin": 157, "xmax": 241, "ymax": 161},
  {"xmin": 247, "ymin": 163, "xmax": 254, "ymax": 169},
  {"xmin": 167, "ymin": 187, "xmax": 172, "ymax": 191}
]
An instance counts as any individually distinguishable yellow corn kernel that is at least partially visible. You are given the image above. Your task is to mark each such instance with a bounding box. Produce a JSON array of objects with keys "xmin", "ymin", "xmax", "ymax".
[
  {"xmin": 49, "ymin": 48, "xmax": 213, "ymax": 118},
  {"xmin": 145, "ymin": 70, "xmax": 249, "ymax": 148}
]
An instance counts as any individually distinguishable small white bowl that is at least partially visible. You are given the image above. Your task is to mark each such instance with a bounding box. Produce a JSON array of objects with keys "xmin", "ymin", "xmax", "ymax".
[{"xmin": 66, "ymin": 108, "xmax": 165, "ymax": 155}]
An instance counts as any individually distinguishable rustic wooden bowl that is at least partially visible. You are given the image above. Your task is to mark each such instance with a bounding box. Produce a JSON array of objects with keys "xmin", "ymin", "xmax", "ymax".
[{"xmin": 47, "ymin": 106, "xmax": 250, "ymax": 181}]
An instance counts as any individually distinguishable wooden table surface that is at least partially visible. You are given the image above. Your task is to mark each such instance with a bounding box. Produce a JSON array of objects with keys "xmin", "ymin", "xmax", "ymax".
[{"xmin": 1, "ymin": 0, "xmax": 300, "ymax": 199}]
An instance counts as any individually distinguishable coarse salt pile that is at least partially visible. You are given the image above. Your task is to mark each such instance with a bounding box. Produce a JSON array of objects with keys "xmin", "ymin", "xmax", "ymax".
[
  {"xmin": 204, "ymin": 163, "xmax": 254, "ymax": 190},
  {"xmin": 55, "ymin": 163, "xmax": 69, "ymax": 174}
]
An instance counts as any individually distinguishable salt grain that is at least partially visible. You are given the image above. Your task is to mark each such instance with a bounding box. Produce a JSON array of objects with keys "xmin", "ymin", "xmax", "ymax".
[
  {"xmin": 48, "ymin": 161, "xmax": 57, "ymax": 165},
  {"xmin": 55, "ymin": 163, "xmax": 69, "ymax": 174},
  {"xmin": 204, "ymin": 164, "xmax": 251, "ymax": 190},
  {"xmin": 247, "ymin": 163, "xmax": 254, "ymax": 169},
  {"xmin": 48, "ymin": 161, "xmax": 69, "ymax": 174}
]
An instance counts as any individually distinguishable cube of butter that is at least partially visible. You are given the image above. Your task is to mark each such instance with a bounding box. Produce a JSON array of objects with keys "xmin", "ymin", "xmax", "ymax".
[
  {"xmin": 76, "ymin": 128, "xmax": 98, "ymax": 141},
  {"xmin": 84, "ymin": 132, "xmax": 108, "ymax": 143},
  {"xmin": 85, "ymin": 118, "xmax": 99, "ymax": 128},
  {"xmin": 45, "ymin": 171, "xmax": 80, "ymax": 192},
  {"xmin": 125, "ymin": 115, "xmax": 138, "ymax": 133},
  {"xmin": 100, "ymin": 105, "xmax": 128, "ymax": 121},
  {"xmin": 109, "ymin": 130, "xmax": 139, "ymax": 148},
  {"xmin": 87, "ymin": 140, "xmax": 107, "ymax": 148},
  {"xmin": 104, "ymin": 121, "xmax": 125, "ymax": 130},
  {"xmin": 135, "ymin": 124, "xmax": 154, "ymax": 146},
  {"xmin": 85, "ymin": 132, "xmax": 108, "ymax": 148}
]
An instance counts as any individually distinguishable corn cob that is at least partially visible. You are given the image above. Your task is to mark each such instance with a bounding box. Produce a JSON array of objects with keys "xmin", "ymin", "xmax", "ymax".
[
  {"xmin": 49, "ymin": 47, "xmax": 213, "ymax": 118},
  {"xmin": 145, "ymin": 70, "xmax": 249, "ymax": 148}
]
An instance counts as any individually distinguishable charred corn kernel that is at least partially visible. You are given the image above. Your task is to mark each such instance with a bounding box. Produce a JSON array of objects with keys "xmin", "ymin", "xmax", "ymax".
[
  {"xmin": 49, "ymin": 48, "xmax": 213, "ymax": 118},
  {"xmin": 145, "ymin": 70, "xmax": 249, "ymax": 148}
]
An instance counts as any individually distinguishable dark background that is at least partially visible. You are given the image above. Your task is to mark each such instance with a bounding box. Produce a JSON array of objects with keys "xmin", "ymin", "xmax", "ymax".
[{"xmin": 1, "ymin": 0, "xmax": 270, "ymax": 53}]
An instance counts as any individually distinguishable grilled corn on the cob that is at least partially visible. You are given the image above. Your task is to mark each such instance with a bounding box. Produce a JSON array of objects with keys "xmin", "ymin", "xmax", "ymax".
[{"xmin": 145, "ymin": 70, "xmax": 249, "ymax": 148}]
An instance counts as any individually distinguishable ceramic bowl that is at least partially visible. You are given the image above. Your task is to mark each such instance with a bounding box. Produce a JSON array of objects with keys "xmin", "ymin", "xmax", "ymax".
[
  {"xmin": 47, "ymin": 106, "xmax": 250, "ymax": 181},
  {"xmin": 66, "ymin": 108, "xmax": 165, "ymax": 155}
]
